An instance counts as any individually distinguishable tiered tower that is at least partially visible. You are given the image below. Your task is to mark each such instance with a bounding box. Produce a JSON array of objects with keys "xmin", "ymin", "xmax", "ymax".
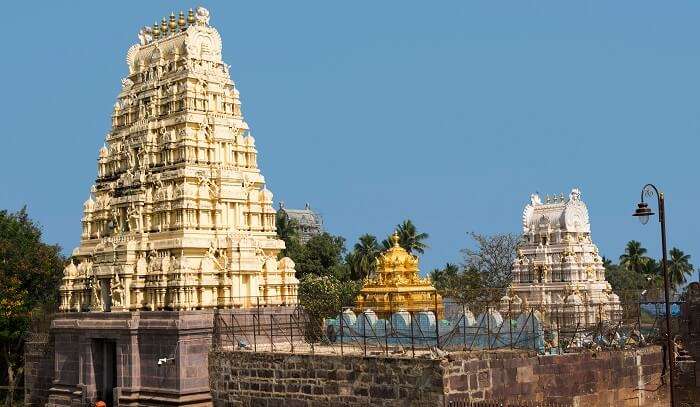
[
  {"xmin": 59, "ymin": 7, "xmax": 298, "ymax": 312},
  {"xmin": 504, "ymin": 189, "xmax": 621, "ymax": 325},
  {"xmin": 355, "ymin": 232, "xmax": 443, "ymax": 318}
]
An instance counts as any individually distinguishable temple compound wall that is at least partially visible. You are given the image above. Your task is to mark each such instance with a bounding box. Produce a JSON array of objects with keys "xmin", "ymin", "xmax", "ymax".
[
  {"xmin": 676, "ymin": 282, "xmax": 700, "ymax": 405},
  {"xmin": 208, "ymin": 347, "xmax": 668, "ymax": 406}
]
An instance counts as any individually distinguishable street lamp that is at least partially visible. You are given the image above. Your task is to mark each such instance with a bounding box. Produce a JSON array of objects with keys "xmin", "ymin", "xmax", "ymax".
[{"xmin": 632, "ymin": 183, "xmax": 674, "ymax": 406}]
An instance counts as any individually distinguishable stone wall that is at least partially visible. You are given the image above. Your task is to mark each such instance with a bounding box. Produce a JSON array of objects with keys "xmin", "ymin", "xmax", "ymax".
[
  {"xmin": 209, "ymin": 351, "xmax": 445, "ymax": 406},
  {"xmin": 444, "ymin": 348, "xmax": 667, "ymax": 406},
  {"xmin": 24, "ymin": 333, "xmax": 55, "ymax": 406},
  {"xmin": 677, "ymin": 282, "xmax": 700, "ymax": 404},
  {"xmin": 24, "ymin": 306, "xmax": 300, "ymax": 407},
  {"xmin": 209, "ymin": 347, "xmax": 668, "ymax": 406},
  {"xmin": 45, "ymin": 311, "xmax": 215, "ymax": 407}
]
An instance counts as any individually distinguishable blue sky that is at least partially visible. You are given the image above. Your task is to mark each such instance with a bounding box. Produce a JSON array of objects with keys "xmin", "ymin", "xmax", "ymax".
[{"xmin": 1, "ymin": 2, "xmax": 698, "ymax": 280}]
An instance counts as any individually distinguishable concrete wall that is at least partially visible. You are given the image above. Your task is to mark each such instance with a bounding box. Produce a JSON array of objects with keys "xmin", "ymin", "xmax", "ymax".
[{"xmin": 209, "ymin": 347, "xmax": 668, "ymax": 406}]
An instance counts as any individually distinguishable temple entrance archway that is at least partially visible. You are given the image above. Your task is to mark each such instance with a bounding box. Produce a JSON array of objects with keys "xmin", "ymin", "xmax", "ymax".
[{"xmin": 93, "ymin": 339, "xmax": 117, "ymax": 406}]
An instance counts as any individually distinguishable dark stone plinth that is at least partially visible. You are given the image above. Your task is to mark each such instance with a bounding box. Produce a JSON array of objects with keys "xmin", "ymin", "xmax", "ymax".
[{"xmin": 46, "ymin": 311, "xmax": 214, "ymax": 407}]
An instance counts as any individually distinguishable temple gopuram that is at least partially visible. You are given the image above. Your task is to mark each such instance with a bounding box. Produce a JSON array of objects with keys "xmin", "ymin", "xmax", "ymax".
[
  {"xmin": 48, "ymin": 8, "xmax": 297, "ymax": 406},
  {"xmin": 277, "ymin": 202, "xmax": 324, "ymax": 244},
  {"xmin": 355, "ymin": 232, "xmax": 443, "ymax": 318},
  {"xmin": 59, "ymin": 7, "xmax": 298, "ymax": 313},
  {"xmin": 502, "ymin": 189, "xmax": 621, "ymax": 326}
]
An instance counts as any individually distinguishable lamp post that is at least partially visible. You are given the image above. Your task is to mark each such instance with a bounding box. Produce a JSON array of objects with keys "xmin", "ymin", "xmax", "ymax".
[{"xmin": 632, "ymin": 183, "xmax": 674, "ymax": 406}]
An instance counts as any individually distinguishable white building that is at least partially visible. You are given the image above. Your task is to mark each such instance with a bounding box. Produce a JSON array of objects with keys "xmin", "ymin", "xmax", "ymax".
[{"xmin": 503, "ymin": 189, "xmax": 621, "ymax": 326}]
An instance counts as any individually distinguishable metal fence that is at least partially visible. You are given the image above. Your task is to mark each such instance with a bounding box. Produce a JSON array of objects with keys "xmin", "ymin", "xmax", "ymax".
[{"xmin": 213, "ymin": 289, "xmax": 683, "ymax": 358}]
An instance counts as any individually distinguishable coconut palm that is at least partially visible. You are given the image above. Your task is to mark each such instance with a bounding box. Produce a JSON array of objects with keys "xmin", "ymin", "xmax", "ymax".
[
  {"xmin": 429, "ymin": 262, "xmax": 460, "ymax": 294},
  {"xmin": 619, "ymin": 240, "xmax": 649, "ymax": 274},
  {"xmin": 349, "ymin": 234, "xmax": 381, "ymax": 280},
  {"xmin": 666, "ymin": 248, "xmax": 693, "ymax": 290},
  {"xmin": 602, "ymin": 256, "xmax": 614, "ymax": 269},
  {"xmin": 276, "ymin": 212, "xmax": 299, "ymax": 244},
  {"xmin": 390, "ymin": 220, "xmax": 429, "ymax": 254}
]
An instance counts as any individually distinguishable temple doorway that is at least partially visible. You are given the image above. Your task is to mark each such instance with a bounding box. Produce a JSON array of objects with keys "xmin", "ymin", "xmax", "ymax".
[{"xmin": 93, "ymin": 339, "xmax": 117, "ymax": 406}]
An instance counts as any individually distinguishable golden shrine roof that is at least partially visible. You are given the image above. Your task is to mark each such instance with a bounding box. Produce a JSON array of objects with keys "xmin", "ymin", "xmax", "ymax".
[
  {"xmin": 360, "ymin": 232, "xmax": 435, "ymax": 291},
  {"xmin": 376, "ymin": 232, "xmax": 419, "ymax": 272}
]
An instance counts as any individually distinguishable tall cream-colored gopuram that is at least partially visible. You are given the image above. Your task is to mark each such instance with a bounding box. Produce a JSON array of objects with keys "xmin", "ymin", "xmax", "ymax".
[
  {"xmin": 43, "ymin": 10, "xmax": 300, "ymax": 407},
  {"xmin": 59, "ymin": 7, "xmax": 298, "ymax": 313},
  {"xmin": 503, "ymin": 189, "xmax": 621, "ymax": 325}
]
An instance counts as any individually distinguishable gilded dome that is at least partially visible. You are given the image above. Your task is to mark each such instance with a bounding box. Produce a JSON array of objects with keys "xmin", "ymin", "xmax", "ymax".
[
  {"xmin": 376, "ymin": 233, "xmax": 419, "ymax": 272},
  {"xmin": 355, "ymin": 231, "xmax": 443, "ymax": 318}
]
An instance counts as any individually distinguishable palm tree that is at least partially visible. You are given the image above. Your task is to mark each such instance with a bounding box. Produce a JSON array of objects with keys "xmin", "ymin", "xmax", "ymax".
[
  {"xmin": 619, "ymin": 240, "xmax": 649, "ymax": 274},
  {"xmin": 350, "ymin": 234, "xmax": 381, "ymax": 280},
  {"xmin": 601, "ymin": 256, "xmax": 614, "ymax": 269},
  {"xmin": 395, "ymin": 219, "xmax": 429, "ymax": 254},
  {"xmin": 429, "ymin": 263, "xmax": 460, "ymax": 295},
  {"xmin": 275, "ymin": 212, "xmax": 299, "ymax": 244},
  {"xmin": 666, "ymin": 248, "xmax": 693, "ymax": 290}
]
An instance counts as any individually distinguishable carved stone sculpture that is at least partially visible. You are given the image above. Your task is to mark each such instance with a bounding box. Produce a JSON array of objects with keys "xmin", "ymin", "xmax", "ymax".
[{"xmin": 111, "ymin": 273, "xmax": 125, "ymax": 309}]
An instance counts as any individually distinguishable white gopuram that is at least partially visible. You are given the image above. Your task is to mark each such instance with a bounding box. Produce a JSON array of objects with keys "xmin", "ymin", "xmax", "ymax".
[
  {"xmin": 59, "ymin": 8, "xmax": 298, "ymax": 312},
  {"xmin": 503, "ymin": 189, "xmax": 621, "ymax": 326}
]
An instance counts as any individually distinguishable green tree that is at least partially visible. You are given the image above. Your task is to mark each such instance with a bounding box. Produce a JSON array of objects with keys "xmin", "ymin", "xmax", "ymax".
[
  {"xmin": 276, "ymin": 211, "xmax": 299, "ymax": 243},
  {"xmin": 429, "ymin": 263, "xmax": 460, "ymax": 294},
  {"xmin": 619, "ymin": 240, "xmax": 650, "ymax": 274},
  {"xmin": 276, "ymin": 211, "xmax": 300, "ymax": 258},
  {"xmin": 293, "ymin": 233, "xmax": 347, "ymax": 280},
  {"xmin": 604, "ymin": 261, "xmax": 647, "ymax": 294},
  {"xmin": 0, "ymin": 207, "xmax": 64, "ymax": 405},
  {"xmin": 297, "ymin": 274, "xmax": 361, "ymax": 340},
  {"xmin": 602, "ymin": 256, "xmax": 614, "ymax": 269},
  {"xmin": 298, "ymin": 275, "xmax": 342, "ymax": 340},
  {"xmin": 347, "ymin": 234, "xmax": 380, "ymax": 280},
  {"xmin": 430, "ymin": 263, "xmax": 486, "ymax": 305},
  {"xmin": 381, "ymin": 219, "xmax": 429, "ymax": 254},
  {"xmin": 666, "ymin": 248, "xmax": 694, "ymax": 290},
  {"xmin": 396, "ymin": 219, "xmax": 429, "ymax": 254}
]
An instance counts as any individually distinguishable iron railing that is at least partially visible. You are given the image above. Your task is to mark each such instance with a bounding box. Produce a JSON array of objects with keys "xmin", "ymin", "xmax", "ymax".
[{"xmin": 213, "ymin": 289, "xmax": 683, "ymax": 358}]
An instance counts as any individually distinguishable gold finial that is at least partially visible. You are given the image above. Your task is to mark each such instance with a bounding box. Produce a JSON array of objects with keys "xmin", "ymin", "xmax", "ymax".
[
  {"xmin": 152, "ymin": 22, "xmax": 160, "ymax": 39},
  {"xmin": 178, "ymin": 11, "xmax": 186, "ymax": 30},
  {"xmin": 161, "ymin": 18, "xmax": 168, "ymax": 35},
  {"xmin": 188, "ymin": 9, "xmax": 195, "ymax": 25},
  {"xmin": 169, "ymin": 12, "xmax": 177, "ymax": 33},
  {"xmin": 390, "ymin": 231, "xmax": 400, "ymax": 247}
]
